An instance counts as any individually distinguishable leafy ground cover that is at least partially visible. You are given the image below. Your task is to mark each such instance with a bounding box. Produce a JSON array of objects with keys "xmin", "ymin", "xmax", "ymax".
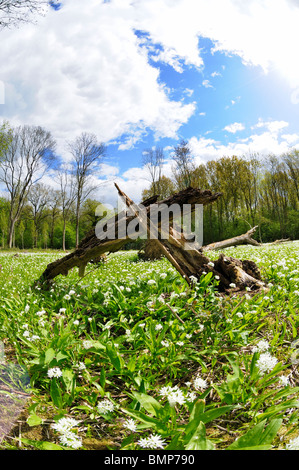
[{"xmin": 0, "ymin": 242, "xmax": 299, "ymax": 450}]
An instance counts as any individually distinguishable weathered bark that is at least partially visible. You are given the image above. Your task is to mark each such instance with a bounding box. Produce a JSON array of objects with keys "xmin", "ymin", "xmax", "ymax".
[
  {"xmin": 203, "ymin": 226, "xmax": 260, "ymax": 251},
  {"xmin": 268, "ymin": 238, "xmax": 291, "ymax": 245},
  {"xmin": 36, "ymin": 186, "xmax": 221, "ymax": 285},
  {"xmin": 36, "ymin": 185, "xmax": 266, "ymax": 294},
  {"xmin": 142, "ymin": 225, "xmax": 260, "ymax": 259}
]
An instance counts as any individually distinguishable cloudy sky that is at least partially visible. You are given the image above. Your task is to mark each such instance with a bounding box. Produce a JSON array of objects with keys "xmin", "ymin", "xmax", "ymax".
[{"xmin": 1, "ymin": 0, "xmax": 299, "ymax": 205}]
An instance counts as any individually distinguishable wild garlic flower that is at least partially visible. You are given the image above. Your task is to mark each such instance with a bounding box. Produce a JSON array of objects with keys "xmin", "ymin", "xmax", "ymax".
[
  {"xmin": 252, "ymin": 339, "xmax": 270, "ymax": 353},
  {"xmin": 97, "ymin": 399, "xmax": 115, "ymax": 414},
  {"xmin": 47, "ymin": 367, "xmax": 63, "ymax": 378},
  {"xmin": 51, "ymin": 417, "xmax": 82, "ymax": 450},
  {"xmin": 193, "ymin": 376, "xmax": 208, "ymax": 390},
  {"xmin": 59, "ymin": 433, "xmax": 82, "ymax": 449},
  {"xmin": 123, "ymin": 419, "xmax": 138, "ymax": 432},
  {"xmin": 52, "ymin": 417, "xmax": 80, "ymax": 434},
  {"xmin": 137, "ymin": 434, "xmax": 166, "ymax": 449},
  {"xmin": 256, "ymin": 352, "xmax": 278, "ymax": 374},
  {"xmin": 279, "ymin": 375, "xmax": 290, "ymax": 387},
  {"xmin": 286, "ymin": 436, "xmax": 299, "ymax": 450}
]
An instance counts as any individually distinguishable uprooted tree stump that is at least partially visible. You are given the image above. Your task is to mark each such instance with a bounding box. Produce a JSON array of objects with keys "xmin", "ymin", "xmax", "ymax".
[{"xmin": 36, "ymin": 185, "xmax": 267, "ymax": 295}]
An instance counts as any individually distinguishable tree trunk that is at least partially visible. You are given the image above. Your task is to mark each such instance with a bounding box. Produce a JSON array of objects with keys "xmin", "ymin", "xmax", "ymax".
[
  {"xmin": 36, "ymin": 186, "xmax": 266, "ymax": 294},
  {"xmin": 62, "ymin": 219, "xmax": 66, "ymax": 252},
  {"xmin": 203, "ymin": 226, "xmax": 260, "ymax": 251},
  {"xmin": 8, "ymin": 218, "xmax": 16, "ymax": 249}
]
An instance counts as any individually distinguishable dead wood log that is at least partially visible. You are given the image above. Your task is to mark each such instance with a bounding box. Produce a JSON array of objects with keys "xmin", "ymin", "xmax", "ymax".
[
  {"xmin": 203, "ymin": 226, "xmax": 260, "ymax": 251},
  {"xmin": 141, "ymin": 225, "xmax": 260, "ymax": 259},
  {"xmin": 268, "ymin": 238, "xmax": 291, "ymax": 245},
  {"xmin": 36, "ymin": 185, "xmax": 266, "ymax": 294},
  {"xmin": 36, "ymin": 186, "xmax": 221, "ymax": 286}
]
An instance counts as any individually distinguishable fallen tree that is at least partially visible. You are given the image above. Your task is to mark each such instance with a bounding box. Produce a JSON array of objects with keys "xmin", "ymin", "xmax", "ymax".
[
  {"xmin": 203, "ymin": 225, "xmax": 260, "ymax": 251},
  {"xmin": 141, "ymin": 225, "xmax": 260, "ymax": 259},
  {"xmin": 36, "ymin": 185, "xmax": 266, "ymax": 294}
]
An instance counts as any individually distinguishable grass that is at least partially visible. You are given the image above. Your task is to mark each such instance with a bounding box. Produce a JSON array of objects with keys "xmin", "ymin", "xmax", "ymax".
[{"xmin": 0, "ymin": 242, "xmax": 299, "ymax": 450}]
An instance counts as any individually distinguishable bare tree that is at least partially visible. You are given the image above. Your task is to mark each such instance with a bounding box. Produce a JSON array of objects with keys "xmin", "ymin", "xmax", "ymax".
[
  {"xmin": 68, "ymin": 132, "xmax": 106, "ymax": 248},
  {"xmin": 0, "ymin": 0, "xmax": 52, "ymax": 29},
  {"xmin": 142, "ymin": 147, "xmax": 164, "ymax": 196},
  {"xmin": 57, "ymin": 166, "xmax": 75, "ymax": 251},
  {"xmin": 171, "ymin": 139, "xmax": 195, "ymax": 190},
  {"xmin": 0, "ymin": 124, "xmax": 56, "ymax": 248},
  {"xmin": 47, "ymin": 188, "xmax": 61, "ymax": 249},
  {"xmin": 27, "ymin": 182, "xmax": 50, "ymax": 248}
]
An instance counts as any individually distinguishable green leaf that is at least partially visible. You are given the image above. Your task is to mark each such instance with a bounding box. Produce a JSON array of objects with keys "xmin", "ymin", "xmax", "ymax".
[
  {"xmin": 226, "ymin": 419, "xmax": 282, "ymax": 450},
  {"xmin": 199, "ymin": 405, "xmax": 235, "ymax": 424},
  {"xmin": 44, "ymin": 348, "xmax": 56, "ymax": 364},
  {"xmin": 20, "ymin": 438, "xmax": 63, "ymax": 450},
  {"xmin": 130, "ymin": 392, "xmax": 162, "ymax": 416},
  {"xmin": 50, "ymin": 378, "xmax": 63, "ymax": 408},
  {"xmin": 27, "ymin": 414, "xmax": 43, "ymax": 427},
  {"xmin": 106, "ymin": 344, "xmax": 124, "ymax": 372},
  {"xmin": 185, "ymin": 422, "xmax": 215, "ymax": 450},
  {"xmin": 122, "ymin": 408, "xmax": 167, "ymax": 432},
  {"xmin": 100, "ymin": 367, "xmax": 106, "ymax": 388}
]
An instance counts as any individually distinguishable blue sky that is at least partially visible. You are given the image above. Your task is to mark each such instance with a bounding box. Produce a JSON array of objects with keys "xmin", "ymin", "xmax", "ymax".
[
  {"xmin": 1, "ymin": 0, "xmax": 299, "ymax": 205},
  {"xmin": 108, "ymin": 32, "xmax": 298, "ymax": 177}
]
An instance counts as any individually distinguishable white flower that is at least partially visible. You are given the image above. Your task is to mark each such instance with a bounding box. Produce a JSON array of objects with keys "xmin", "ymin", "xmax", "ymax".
[
  {"xmin": 123, "ymin": 419, "xmax": 138, "ymax": 432},
  {"xmin": 168, "ymin": 388, "xmax": 186, "ymax": 406},
  {"xmin": 256, "ymin": 352, "xmax": 278, "ymax": 374},
  {"xmin": 137, "ymin": 434, "xmax": 166, "ymax": 449},
  {"xmin": 24, "ymin": 305, "xmax": 30, "ymax": 313},
  {"xmin": 252, "ymin": 339, "xmax": 270, "ymax": 353},
  {"xmin": 97, "ymin": 399, "xmax": 114, "ymax": 414},
  {"xmin": 161, "ymin": 340, "xmax": 170, "ymax": 347},
  {"xmin": 279, "ymin": 375, "xmax": 290, "ymax": 387},
  {"xmin": 69, "ymin": 290, "xmax": 76, "ymax": 295},
  {"xmin": 229, "ymin": 283, "xmax": 236, "ymax": 288},
  {"xmin": 155, "ymin": 324, "xmax": 163, "ymax": 331},
  {"xmin": 31, "ymin": 335, "xmax": 40, "ymax": 341},
  {"xmin": 193, "ymin": 376, "xmax": 208, "ymax": 390},
  {"xmin": 47, "ymin": 367, "xmax": 63, "ymax": 378},
  {"xmin": 207, "ymin": 262, "xmax": 214, "ymax": 267},
  {"xmin": 59, "ymin": 432, "xmax": 82, "ymax": 449},
  {"xmin": 286, "ymin": 436, "xmax": 299, "ymax": 450},
  {"xmin": 59, "ymin": 308, "xmax": 66, "ymax": 313},
  {"xmin": 51, "ymin": 417, "xmax": 82, "ymax": 449},
  {"xmin": 64, "ymin": 294, "xmax": 71, "ymax": 300},
  {"xmin": 186, "ymin": 391, "xmax": 197, "ymax": 402},
  {"xmin": 23, "ymin": 330, "xmax": 30, "ymax": 338},
  {"xmin": 82, "ymin": 340, "xmax": 93, "ymax": 349},
  {"xmin": 236, "ymin": 312, "xmax": 243, "ymax": 318},
  {"xmin": 36, "ymin": 310, "xmax": 46, "ymax": 316},
  {"xmin": 147, "ymin": 279, "xmax": 156, "ymax": 285},
  {"xmin": 51, "ymin": 417, "xmax": 80, "ymax": 434},
  {"xmin": 73, "ymin": 320, "xmax": 79, "ymax": 326}
]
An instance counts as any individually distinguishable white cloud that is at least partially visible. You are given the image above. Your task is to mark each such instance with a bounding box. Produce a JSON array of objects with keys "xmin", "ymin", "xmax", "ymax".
[
  {"xmin": 224, "ymin": 122, "xmax": 245, "ymax": 133},
  {"xmin": 0, "ymin": 0, "xmax": 196, "ymax": 153},
  {"xmin": 211, "ymin": 71, "xmax": 222, "ymax": 78},
  {"xmin": 1, "ymin": 0, "xmax": 299, "ymax": 156},
  {"xmin": 202, "ymin": 80, "xmax": 213, "ymax": 89},
  {"xmin": 189, "ymin": 119, "xmax": 299, "ymax": 164},
  {"xmin": 252, "ymin": 119, "xmax": 289, "ymax": 133}
]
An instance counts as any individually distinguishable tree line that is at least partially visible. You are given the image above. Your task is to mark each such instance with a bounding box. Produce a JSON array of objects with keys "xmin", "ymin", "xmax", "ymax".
[
  {"xmin": 142, "ymin": 141, "xmax": 299, "ymax": 245},
  {"xmin": 1, "ymin": 122, "xmax": 298, "ymax": 251},
  {"xmin": 0, "ymin": 121, "xmax": 105, "ymax": 250}
]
